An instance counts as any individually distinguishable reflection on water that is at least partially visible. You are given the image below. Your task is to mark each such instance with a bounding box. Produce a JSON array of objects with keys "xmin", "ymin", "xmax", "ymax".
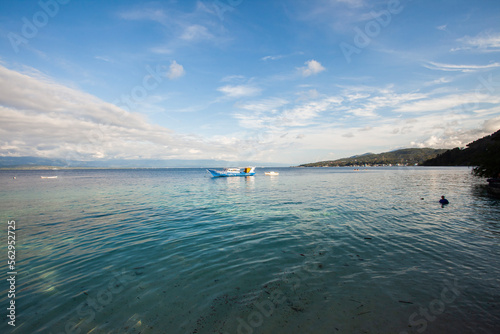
[{"xmin": 0, "ymin": 167, "xmax": 499, "ymax": 334}]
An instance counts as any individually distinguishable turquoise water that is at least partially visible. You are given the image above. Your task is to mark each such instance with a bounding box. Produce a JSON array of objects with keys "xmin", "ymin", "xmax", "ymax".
[{"xmin": 0, "ymin": 167, "xmax": 499, "ymax": 334}]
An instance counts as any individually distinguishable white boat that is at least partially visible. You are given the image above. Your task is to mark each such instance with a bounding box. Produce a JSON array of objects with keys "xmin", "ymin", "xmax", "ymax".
[
  {"xmin": 265, "ymin": 171, "xmax": 279, "ymax": 176},
  {"xmin": 41, "ymin": 176, "xmax": 58, "ymax": 179},
  {"xmin": 207, "ymin": 167, "xmax": 256, "ymax": 177}
]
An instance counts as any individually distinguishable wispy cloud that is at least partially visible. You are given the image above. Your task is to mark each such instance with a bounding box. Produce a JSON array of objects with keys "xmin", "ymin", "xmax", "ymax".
[
  {"xmin": 119, "ymin": 4, "xmax": 225, "ymax": 50},
  {"xmin": 452, "ymin": 31, "xmax": 500, "ymax": 52},
  {"xmin": 423, "ymin": 77, "xmax": 453, "ymax": 87},
  {"xmin": 237, "ymin": 98, "xmax": 289, "ymax": 113},
  {"xmin": 261, "ymin": 55, "xmax": 285, "ymax": 61},
  {"xmin": 423, "ymin": 61, "xmax": 500, "ymax": 72},
  {"xmin": 234, "ymin": 95, "xmax": 342, "ymax": 130},
  {"xmin": 221, "ymin": 75, "xmax": 246, "ymax": 83},
  {"xmin": 261, "ymin": 52, "xmax": 304, "ymax": 62},
  {"xmin": 180, "ymin": 24, "xmax": 214, "ymax": 41},
  {"xmin": 335, "ymin": 0, "xmax": 365, "ymax": 7},
  {"xmin": 118, "ymin": 8, "xmax": 168, "ymax": 23},
  {"xmin": 0, "ymin": 65, "xmax": 234, "ymax": 160},
  {"xmin": 217, "ymin": 84, "xmax": 261, "ymax": 98},
  {"xmin": 410, "ymin": 116, "xmax": 500, "ymax": 149},
  {"xmin": 94, "ymin": 56, "xmax": 113, "ymax": 63},
  {"xmin": 150, "ymin": 46, "xmax": 173, "ymax": 55},
  {"xmin": 396, "ymin": 92, "xmax": 500, "ymax": 113},
  {"xmin": 339, "ymin": 86, "xmax": 427, "ymax": 118}
]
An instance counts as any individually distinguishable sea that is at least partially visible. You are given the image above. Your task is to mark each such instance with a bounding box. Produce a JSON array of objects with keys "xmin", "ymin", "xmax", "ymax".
[{"xmin": 0, "ymin": 167, "xmax": 499, "ymax": 334}]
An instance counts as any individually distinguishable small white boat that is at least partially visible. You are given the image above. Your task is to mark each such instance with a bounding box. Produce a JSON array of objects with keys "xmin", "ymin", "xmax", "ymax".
[
  {"xmin": 207, "ymin": 167, "xmax": 255, "ymax": 177},
  {"xmin": 41, "ymin": 176, "xmax": 58, "ymax": 179},
  {"xmin": 265, "ymin": 171, "xmax": 279, "ymax": 176}
]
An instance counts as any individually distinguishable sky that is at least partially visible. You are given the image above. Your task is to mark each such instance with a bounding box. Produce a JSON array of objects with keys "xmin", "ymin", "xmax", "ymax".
[{"xmin": 0, "ymin": 0, "xmax": 499, "ymax": 165}]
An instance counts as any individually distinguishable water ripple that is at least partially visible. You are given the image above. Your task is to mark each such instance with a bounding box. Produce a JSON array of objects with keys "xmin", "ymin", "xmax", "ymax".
[{"xmin": 1, "ymin": 167, "xmax": 499, "ymax": 333}]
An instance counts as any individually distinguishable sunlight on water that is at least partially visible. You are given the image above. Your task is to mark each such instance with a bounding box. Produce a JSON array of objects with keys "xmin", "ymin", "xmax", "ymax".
[{"xmin": 0, "ymin": 167, "xmax": 499, "ymax": 333}]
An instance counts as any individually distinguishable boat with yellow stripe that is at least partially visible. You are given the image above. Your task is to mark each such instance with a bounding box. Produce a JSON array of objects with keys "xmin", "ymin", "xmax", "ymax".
[{"xmin": 207, "ymin": 167, "xmax": 256, "ymax": 177}]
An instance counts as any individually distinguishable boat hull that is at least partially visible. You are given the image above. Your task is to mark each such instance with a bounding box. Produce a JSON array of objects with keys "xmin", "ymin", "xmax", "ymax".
[{"xmin": 207, "ymin": 169, "xmax": 255, "ymax": 177}]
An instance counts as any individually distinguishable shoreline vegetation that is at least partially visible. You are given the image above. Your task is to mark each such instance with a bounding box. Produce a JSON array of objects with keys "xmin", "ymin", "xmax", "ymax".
[
  {"xmin": 300, "ymin": 129, "xmax": 499, "ymax": 178},
  {"xmin": 298, "ymin": 148, "xmax": 447, "ymax": 168},
  {"xmin": 422, "ymin": 129, "xmax": 500, "ymax": 178}
]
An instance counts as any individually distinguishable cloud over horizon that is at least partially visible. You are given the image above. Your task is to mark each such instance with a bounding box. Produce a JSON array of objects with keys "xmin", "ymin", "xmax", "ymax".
[{"xmin": 0, "ymin": 64, "xmax": 237, "ymax": 161}]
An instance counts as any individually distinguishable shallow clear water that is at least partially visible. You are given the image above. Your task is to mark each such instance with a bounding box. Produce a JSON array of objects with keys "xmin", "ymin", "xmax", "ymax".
[{"xmin": 0, "ymin": 167, "xmax": 499, "ymax": 334}]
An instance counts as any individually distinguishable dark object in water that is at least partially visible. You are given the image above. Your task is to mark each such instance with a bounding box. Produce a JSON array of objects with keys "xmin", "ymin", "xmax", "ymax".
[
  {"xmin": 439, "ymin": 196, "xmax": 449, "ymax": 205},
  {"xmin": 399, "ymin": 300, "xmax": 413, "ymax": 304}
]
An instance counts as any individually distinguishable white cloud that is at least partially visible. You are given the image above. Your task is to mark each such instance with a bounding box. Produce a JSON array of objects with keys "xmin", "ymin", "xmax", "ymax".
[
  {"xmin": 347, "ymin": 108, "xmax": 377, "ymax": 117},
  {"xmin": 237, "ymin": 98, "xmax": 289, "ymax": 113},
  {"xmin": 338, "ymin": 86, "xmax": 427, "ymax": 118},
  {"xmin": 299, "ymin": 60, "xmax": 326, "ymax": 77},
  {"xmin": 221, "ymin": 75, "xmax": 246, "ymax": 83},
  {"xmin": 167, "ymin": 60, "xmax": 185, "ymax": 80},
  {"xmin": 261, "ymin": 55, "xmax": 284, "ymax": 61},
  {"xmin": 0, "ymin": 65, "xmax": 235, "ymax": 161},
  {"xmin": 396, "ymin": 93, "xmax": 500, "ymax": 113},
  {"xmin": 180, "ymin": 24, "xmax": 214, "ymax": 41},
  {"xmin": 119, "ymin": 5, "xmax": 224, "ymax": 53},
  {"xmin": 423, "ymin": 77, "xmax": 453, "ymax": 87},
  {"xmin": 94, "ymin": 56, "xmax": 113, "ymax": 63},
  {"xmin": 217, "ymin": 85, "xmax": 261, "ymax": 98},
  {"xmin": 296, "ymin": 89, "xmax": 321, "ymax": 100},
  {"xmin": 226, "ymin": 84, "xmax": 500, "ymax": 163},
  {"xmin": 280, "ymin": 97, "xmax": 342, "ymax": 126},
  {"xmin": 453, "ymin": 31, "xmax": 500, "ymax": 52},
  {"xmin": 410, "ymin": 116, "xmax": 500, "ymax": 149},
  {"xmin": 234, "ymin": 96, "xmax": 342, "ymax": 129},
  {"xmin": 424, "ymin": 61, "xmax": 500, "ymax": 72}
]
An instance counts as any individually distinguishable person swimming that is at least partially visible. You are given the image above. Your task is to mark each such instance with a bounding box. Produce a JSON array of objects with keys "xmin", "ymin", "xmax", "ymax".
[{"xmin": 439, "ymin": 196, "xmax": 449, "ymax": 205}]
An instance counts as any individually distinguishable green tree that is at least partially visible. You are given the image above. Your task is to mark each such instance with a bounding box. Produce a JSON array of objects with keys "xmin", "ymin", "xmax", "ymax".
[{"xmin": 472, "ymin": 139, "xmax": 500, "ymax": 178}]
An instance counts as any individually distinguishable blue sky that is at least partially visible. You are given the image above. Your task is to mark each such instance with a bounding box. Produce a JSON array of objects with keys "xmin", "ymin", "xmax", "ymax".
[{"xmin": 1, "ymin": 0, "xmax": 499, "ymax": 165}]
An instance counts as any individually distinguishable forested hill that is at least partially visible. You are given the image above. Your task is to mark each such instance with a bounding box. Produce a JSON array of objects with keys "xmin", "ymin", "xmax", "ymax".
[
  {"xmin": 299, "ymin": 148, "xmax": 447, "ymax": 167},
  {"xmin": 422, "ymin": 129, "xmax": 500, "ymax": 175}
]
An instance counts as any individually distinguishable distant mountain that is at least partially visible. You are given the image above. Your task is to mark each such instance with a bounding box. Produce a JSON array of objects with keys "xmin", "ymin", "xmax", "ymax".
[
  {"xmin": 0, "ymin": 156, "xmax": 69, "ymax": 167},
  {"xmin": 0, "ymin": 156, "xmax": 289, "ymax": 168},
  {"xmin": 422, "ymin": 129, "xmax": 500, "ymax": 177},
  {"xmin": 349, "ymin": 152, "xmax": 375, "ymax": 158},
  {"xmin": 299, "ymin": 148, "xmax": 447, "ymax": 167}
]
